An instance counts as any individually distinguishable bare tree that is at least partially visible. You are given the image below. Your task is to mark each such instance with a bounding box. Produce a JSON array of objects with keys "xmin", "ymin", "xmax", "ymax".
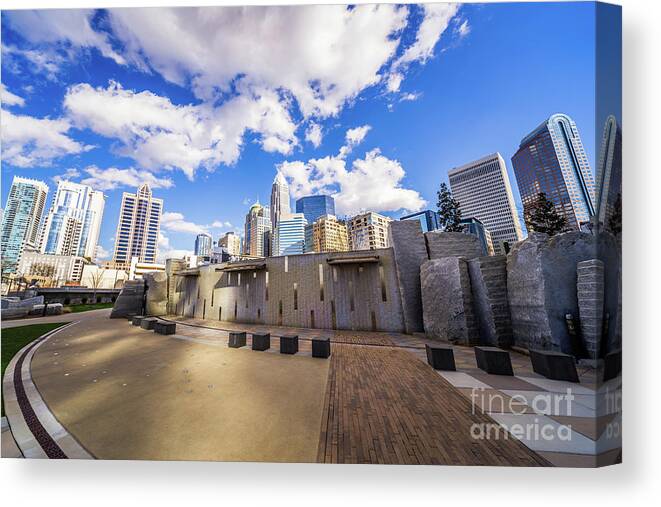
[{"xmin": 88, "ymin": 268, "xmax": 106, "ymax": 303}]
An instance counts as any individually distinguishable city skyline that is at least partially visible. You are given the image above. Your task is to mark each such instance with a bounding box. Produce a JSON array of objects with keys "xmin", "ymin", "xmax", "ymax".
[{"xmin": 1, "ymin": 3, "xmax": 602, "ymax": 261}]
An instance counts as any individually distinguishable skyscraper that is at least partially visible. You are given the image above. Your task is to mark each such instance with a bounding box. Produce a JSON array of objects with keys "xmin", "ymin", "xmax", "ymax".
[
  {"xmin": 194, "ymin": 233, "xmax": 212, "ymax": 257},
  {"xmin": 595, "ymin": 115, "xmax": 622, "ymax": 233},
  {"xmin": 295, "ymin": 195, "xmax": 335, "ymax": 225},
  {"xmin": 243, "ymin": 202, "xmax": 271, "ymax": 257},
  {"xmin": 112, "ymin": 184, "xmax": 163, "ymax": 266},
  {"xmin": 347, "ymin": 211, "xmax": 392, "ymax": 251},
  {"xmin": 400, "ymin": 210, "xmax": 440, "ymax": 233},
  {"xmin": 219, "ymin": 231, "xmax": 242, "ymax": 256},
  {"xmin": 270, "ymin": 172, "xmax": 291, "ymax": 232},
  {"xmin": 1, "ymin": 176, "xmax": 49, "ymax": 274},
  {"xmin": 511, "ymin": 113, "xmax": 596, "ymax": 231},
  {"xmin": 306, "ymin": 214, "xmax": 349, "ymax": 253},
  {"xmin": 448, "ymin": 153, "xmax": 523, "ymax": 254},
  {"xmin": 273, "ymin": 213, "xmax": 307, "ymax": 256},
  {"xmin": 39, "ymin": 180, "xmax": 105, "ymax": 260}
]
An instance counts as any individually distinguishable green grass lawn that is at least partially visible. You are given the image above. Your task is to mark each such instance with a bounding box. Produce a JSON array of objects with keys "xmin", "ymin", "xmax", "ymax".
[
  {"xmin": 1, "ymin": 322, "xmax": 69, "ymax": 416},
  {"xmin": 65, "ymin": 302, "xmax": 114, "ymax": 313}
]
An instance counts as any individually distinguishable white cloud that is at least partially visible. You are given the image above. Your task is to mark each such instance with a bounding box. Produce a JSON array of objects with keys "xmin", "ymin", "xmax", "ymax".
[
  {"xmin": 52, "ymin": 167, "xmax": 81, "ymax": 184},
  {"xmin": 396, "ymin": 4, "xmax": 459, "ymax": 66},
  {"xmin": 210, "ymin": 220, "xmax": 233, "ymax": 229},
  {"xmin": 456, "ymin": 19, "xmax": 471, "ymax": 38},
  {"xmin": 279, "ymin": 127, "xmax": 425, "ymax": 216},
  {"xmin": 64, "ymin": 81, "xmax": 297, "ymax": 179},
  {"xmin": 2, "ymin": 44, "xmax": 65, "ymax": 81},
  {"xmin": 0, "ymin": 109, "xmax": 93, "ymax": 168},
  {"xmin": 161, "ymin": 212, "xmax": 208, "ymax": 236},
  {"xmin": 400, "ymin": 92, "xmax": 422, "ymax": 102},
  {"xmin": 1, "ymin": 83, "xmax": 25, "ymax": 106},
  {"xmin": 386, "ymin": 72, "xmax": 404, "ymax": 93},
  {"xmin": 80, "ymin": 165, "xmax": 174, "ymax": 191},
  {"xmin": 96, "ymin": 244, "xmax": 110, "ymax": 260},
  {"xmin": 4, "ymin": 9, "xmax": 125, "ymax": 65},
  {"xmin": 305, "ymin": 122, "xmax": 323, "ymax": 148},
  {"xmin": 339, "ymin": 124, "xmax": 371, "ymax": 158},
  {"xmin": 157, "ymin": 231, "xmax": 193, "ymax": 263}
]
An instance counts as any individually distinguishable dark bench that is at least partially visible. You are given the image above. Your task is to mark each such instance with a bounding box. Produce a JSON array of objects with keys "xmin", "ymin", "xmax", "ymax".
[
  {"xmin": 228, "ymin": 331, "xmax": 247, "ymax": 348},
  {"xmin": 140, "ymin": 317, "xmax": 158, "ymax": 330},
  {"xmin": 154, "ymin": 321, "xmax": 176, "ymax": 335},
  {"xmin": 252, "ymin": 333, "xmax": 270, "ymax": 351},
  {"xmin": 312, "ymin": 337, "xmax": 331, "ymax": 358},
  {"xmin": 529, "ymin": 349, "xmax": 579, "ymax": 383},
  {"xmin": 280, "ymin": 335, "xmax": 299, "ymax": 354},
  {"xmin": 603, "ymin": 349, "xmax": 622, "ymax": 381},
  {"xmin": 126, "ymin": 314, "xmax": 136, "ymax": 322},
  {"xmin": 474, "ymin": 346, "xmax": 514, "ymax": 376},
  {"xmin": 425, "ymin": 344, "xmax": 456, "ymax": 371},
  {"xmin": 131, "ymin": 315, "xmax": 145, "ymax": 326}
]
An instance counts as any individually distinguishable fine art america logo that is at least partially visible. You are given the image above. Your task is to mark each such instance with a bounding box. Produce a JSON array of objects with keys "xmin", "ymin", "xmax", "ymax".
[{"xmin": 468, "ymin": 387, "xmax": 622, "ymax": 442}]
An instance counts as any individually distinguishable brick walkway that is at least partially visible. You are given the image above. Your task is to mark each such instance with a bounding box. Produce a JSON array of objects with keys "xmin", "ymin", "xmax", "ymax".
[{"xmin": 316, "ymin": 344, "xmax": 549, "ymax": 466}]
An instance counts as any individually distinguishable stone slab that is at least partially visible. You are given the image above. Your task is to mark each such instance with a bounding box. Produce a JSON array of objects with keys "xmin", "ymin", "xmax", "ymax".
[{"xmin": 474, "ymin": 346, "xmax": 513, "ymax": 376}]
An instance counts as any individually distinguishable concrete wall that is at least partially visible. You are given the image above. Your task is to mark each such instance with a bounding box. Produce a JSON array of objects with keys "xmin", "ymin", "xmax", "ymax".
[{"xmin": 169, "ymin": 248, "xmax": 406, "ymax": 332}]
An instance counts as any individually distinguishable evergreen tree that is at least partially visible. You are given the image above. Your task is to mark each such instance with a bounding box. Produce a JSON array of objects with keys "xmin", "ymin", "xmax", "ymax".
[
  {"xmin": 608, "ymin": 193, "xmax": 622, "ymax": 236},
  {"xmin": 437, "ymin": 182, "xmax": 463, "ymax": 232},
  {"xmin": 524, "ymin": 192, "xmax": 567, "ymax": 236}
]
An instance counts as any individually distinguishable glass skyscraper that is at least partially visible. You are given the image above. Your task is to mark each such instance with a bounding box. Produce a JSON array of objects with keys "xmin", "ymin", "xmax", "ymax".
[
  {"xmin": 273, "ymin": 213, "xmax": 307, "ymax": 256},
  {"xmin": 295, "ymin": 195, "xmax": 335, "ymax": 225},
  {"xmin": 1, "ymin": 176, "xmax": 49, "ymax": 274},
  {"xmin": 400, "ymin": 210, "xmax": 440, "ymax": 233},
  {"xmin": 194, "ymin": 233, "xmax": 213, "ymax": 257},
  {"xmin": 511, "ymin": 113, "xmax": 596, "ymax": 231}
]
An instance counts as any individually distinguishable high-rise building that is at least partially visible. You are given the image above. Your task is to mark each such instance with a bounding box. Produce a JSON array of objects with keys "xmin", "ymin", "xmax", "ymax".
[
  {"xmin": 273, "ymin": 213, "xmax": 307, "ymax": 256},
  {"xmin": 295, "ymin": 195, "xmax": 335, "ymax": 225},
  {"xmin": 306, "ymin": 214, "xmax": 349, "ymax": 253},
  {"xmin": 459, "ymin": 218, "xmax": 495, "ymax": 256},
  {"xmin": 400, "ymin": 210, "xmax": 440, "ymax": 232},
  {"xmin": 511, "ymin": 113, "xmax": 596, "ymax": 231},
  {"xmin": 595, "ymin": 115, "xmax": 622, "ymax": 233},
  {"xmin": 448, "ymin": 153, "xmax": 523, "ymax": 254},
  {"xmin": 347, "ymin": 211, "xmax": 392, "ymax": 251},
  {"xmin": 270, "ymin": 172, "xmax": 291, "ymax": 232},
  {"xmin": 194, "ymin": 233, "xmax": 212, "ymax": 257},
  {"xmin": 1, "ymin": 176, "xmax": 49, "ymax": 274},
  {"xmin": 219, "ymin": 231, "xmax": 242, "ymax": 256},
  {"xmin": 112, "ymin": 184, "xmax": 163, "ymax": 266},
  {"xmin": 39, "ymin": 180, "xmax": 105, "ymax": 261},
  {"xmin": 243, "ymin": 202, "xmax": 271, "ymax": 257},
  {"xmin": 18, "ymin": 251, "xmax": 87, "ymax": 286}
]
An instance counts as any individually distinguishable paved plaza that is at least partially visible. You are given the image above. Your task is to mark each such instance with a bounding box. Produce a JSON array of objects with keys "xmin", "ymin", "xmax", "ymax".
[{"xmin": 2, "ymin": 310, "xmax": 621, "ymax": 466}]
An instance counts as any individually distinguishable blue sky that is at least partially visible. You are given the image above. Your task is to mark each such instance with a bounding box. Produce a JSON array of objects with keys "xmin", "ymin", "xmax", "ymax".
[{"xmin": 1, "ymin": 3, "xmax": 599, "ymax": 260}]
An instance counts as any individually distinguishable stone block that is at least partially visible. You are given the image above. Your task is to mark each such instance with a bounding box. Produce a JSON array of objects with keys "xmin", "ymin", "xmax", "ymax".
[
  {"xmin": 312, "ymin": 337, "xmax": 331, "ymax": 358},
  {"xmin": 45, "ymin": 303, "xmax": 63, "ymax": 316},
  {"xmin": 425, "ymin": 344, "xmax": 456, "ymax": 371},
  {"xmin": 425, "ymin": 231, "xmax": 483, "ymax": 260},
  {"xmin": 529, "ymin": 349, "xmax": 579, "ymax": 383},
  {"xmin": 144, "ymin": 271, "xmax": 168, "ymax": 316},
  {"xmin": 251, "ymin": 332, "xmax": 270, "ymax": 351},
  {"xmin": 140, "ymin": 317, "xmax": 158, "ymax": 330},
  {"xmin": 421, "ymin": 257, "xmax": 479, "ymax": 345},
  {"xmin": 474, "ymin": 346, "xmax": 513, "ymax": 375},
  {"xmin": 131, "ymin": 315, "xmax": 145, "ymax": 326},
  {"xmin": 603, "ymin": 349, "xmax": 622, "ymax": 381},
  {"xmin": 280, "ymin": 335, "xmax": 299, "ymax": 354},
  {"xmin": 154, "ymin": 321, "xmax": 176, "ymax": 335},
  {"xmin": 110, "ymin": 280, "xmax": 146, "ymax": 319},
  {"xmin": 228, "ymin": 331, "xmax": 247, "ymax": 348},
  {"xmin": 577, "ymin": 259, "xmax": 605, "ymax": 360}
]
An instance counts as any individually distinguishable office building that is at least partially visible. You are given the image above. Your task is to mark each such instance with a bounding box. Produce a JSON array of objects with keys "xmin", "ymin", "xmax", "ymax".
[
  {"xmin": 295, "ymin": 195, "xmax": 335, "ymax": 225},
  {"xmin": 1, "ymin": 176, "xmax": 49, "ymax": 274},
  {"xmin": 511, "ymin": 113, "xmax": 596, "ymax": 231},
  {"xmin": 219, "ymin": 231, "xmax": 242, "ymax": 256},
  {"xmin": 270, "ymin": 172, "xmax": 291, "ymax": 232},
  {"xmin": 273, "ymin": 213, "xmax": 307, "ymax": 256},
  {"xmin": 306, "ymin": 214, "xmax": 349, "ymax": 253},
  {"xmin": 348, "ymin": 211, "xmax": 392, "ymax": 251},
  {"xmin": 459, "ymin": 218, "xmax": 495, "ymax": 256},
  {"xmin": 39, "ymin": 180, "xmax": 105, "ymax": 260},
  {"xmin": 243, "ymin": 202, "xmax": 271, "ymax": 257},
  {"xmin": 400, "ymin": 210, "xmax": 440, "ymax": 232},
  {"xmin": 595, "ymin": 115, "xmax": 622, "ymax": 232},
  {"xmin": 18, "ymin": 251, "xmax": 87, "ymax": 286},
  {"xmin": 448, "ymin": 153, "xmax": 523, "ymax": 255},
  {"xmin": 194, "ymin": 233, "xmax": 213, "ymax": 257},
  {"xmin": 112, "ymin": 184, "xmax": 163, "ymax": 266}
]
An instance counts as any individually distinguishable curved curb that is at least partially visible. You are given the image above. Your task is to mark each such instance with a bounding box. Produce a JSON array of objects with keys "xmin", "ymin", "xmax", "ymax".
[{"xmin": 2, "ymin": 321, "xmax": 94, "ymax": 459}]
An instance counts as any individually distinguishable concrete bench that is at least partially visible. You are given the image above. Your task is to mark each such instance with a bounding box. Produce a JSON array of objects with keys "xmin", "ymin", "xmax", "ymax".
[
  {"xmin": 126, "ymin": 314, "xmax": 136, "ymax": 322},
  {"xmin": 474, "ymin": 346, "xmax": 513, "ymax": 376},
  {"xmin": 425, "ymin": 344, "xmax": 456, "ymax": 371},
  {"xmin": 154, "ymin": 321, "xmax": 176, "ymax": 335},
  {"xmin": 131, "ymin": 315, "xmax": 145, "ymax": 326},
  {"xmin": 312, "ymin": 337, "xmax": 331, "ymax": 358},
  {"xmin": 228, "ymin": 331, "xmax": 247, "ymax": 348},
  {"xmin": 603, "ymin": 349, "xmax": 622, "ymax": 381},
  {"xmin": 252, "ymin": 333, "xmax": 270, "ymax": 351},
  {"xmin": 280, "ymin": 335, "xmax": 299, "ymax": 355},
  {"xmin": 140, "ymin": 317, "xmax": 158, "ymax": 330},
  {"xmin": 529, "ymin": 349, "xmax": 579, "ymax": 383}
]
